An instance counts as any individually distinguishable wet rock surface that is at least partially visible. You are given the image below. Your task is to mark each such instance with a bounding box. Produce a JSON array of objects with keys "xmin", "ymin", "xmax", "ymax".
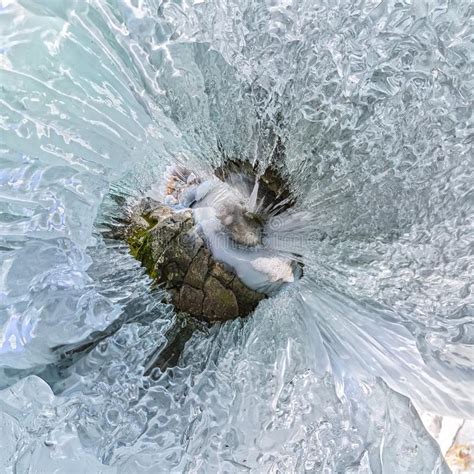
[{"xmin": 126, "ymin": 198, "xmax": 265, "ymax": 323}]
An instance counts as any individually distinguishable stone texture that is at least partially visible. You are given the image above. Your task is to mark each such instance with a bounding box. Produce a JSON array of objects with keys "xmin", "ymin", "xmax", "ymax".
[
  {"xmin": 222, "ymin": 207, "xmax": 263, "ymax": 247},
  {"xmin": 232, "ymin": 278, "xmax": 265, "ymax": 316},
  {"xmin": 147, "ymin": 204, "xmax": 174, "ymax": 223},
  {"xmin": 125, "ymin": 201, "xmax": 266, "ymax": 323},
  {"xmin": 161, "ymin": 262, "xmax": 183, "ymax": 288},
  {"xmin": 202, "ymin": 276, "xmax": 239, "ymax": 322},
  {"xmin": 101, "ymin": 159, "xmax": 298, "ymax": 374},
  {"xmin": 184, "ymin": 249, "xmax": 209, "ymax": 289},
  {"xmin": 179, "ymin": 285, "xmax": 204, "ymax": 316},
  {"xmin": 209, "ymin": 261, "xmax": 235, "ymax": 286}
]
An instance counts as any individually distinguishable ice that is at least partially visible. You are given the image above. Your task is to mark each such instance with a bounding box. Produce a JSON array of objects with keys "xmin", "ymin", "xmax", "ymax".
[
  {"xmin": 0, "ymin": 375, "xmax": 117, "ymax": 473},
  {"xmin": 0, "ymin": 0, "xmax": 472, "ymax": 472},
  {"xmin": 0, "ymin": 296, "xmax": 449, "ymax": 473},
  {"xmin": 190, "ymin": 179, "xmax": 297, "ymax": 292}
]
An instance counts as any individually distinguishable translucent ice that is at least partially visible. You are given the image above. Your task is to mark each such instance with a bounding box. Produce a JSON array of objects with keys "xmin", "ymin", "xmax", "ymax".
[{"xmin": 0, "ymin": 0, "xmax": 472, "ymax": 472}]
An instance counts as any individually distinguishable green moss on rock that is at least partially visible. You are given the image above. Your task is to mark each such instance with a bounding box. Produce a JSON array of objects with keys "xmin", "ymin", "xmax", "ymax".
[{"xmin": 125, "ymin": 201, "xmax": 265, "ymax": 323}]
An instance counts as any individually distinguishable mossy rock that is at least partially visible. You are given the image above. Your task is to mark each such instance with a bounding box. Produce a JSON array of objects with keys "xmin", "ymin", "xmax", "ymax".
[{"xmin": 126, "ymin": 201, "xmax": 265, "ymax": 323}]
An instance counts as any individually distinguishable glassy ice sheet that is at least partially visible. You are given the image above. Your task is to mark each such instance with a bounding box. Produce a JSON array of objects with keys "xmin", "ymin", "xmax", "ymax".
[{"xmin": 0, "ymin": 1, "xmax": 472, "ymax": 472}]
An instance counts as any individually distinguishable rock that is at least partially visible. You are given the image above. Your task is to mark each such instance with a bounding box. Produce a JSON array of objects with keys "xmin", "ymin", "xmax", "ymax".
[
  {"xmin": 179, "ymin": 285, "xmax": 204, "ymax": 315},
  {"xmin": 209, "ymin": 261, "xmax": 235, "ymax": 286},
  {"xmin": 202, "ymin": 276, "xmax": 239, "ymax": 321},
  {"xmin": 146, "ymin": 203, "xmax": 174, "ymax": 223},
  {"xmin": 130, "ymin": 215, "xmax": 150, "ymax": 233},
  {"xmin": 184, "ymin": 249, "xmax": 209, "ymax": 289},
  {"xmin": 98, "ymin": 158, "xmax": 298, "ymax": 375},
  {"xmin": 134, "ymin": 208, "xmax": 194, "ymax": 277},
  {"xmin": 161, "ymin": 262, "xmax": 183, "ymax": 287},
  {"xmin": 125, "ymin": 200, "xmax": 267, "ymax": 323},
  {"xmin": 231, "ymin": 278, "xmax": 265, "ymax": 316},
  {"xmin": 223, "ymin": 207, "xmax": 263, "ymax": 247},
  {"xmin": 180, "ymin": 227, "xmax": 205, "ymax": 259}
]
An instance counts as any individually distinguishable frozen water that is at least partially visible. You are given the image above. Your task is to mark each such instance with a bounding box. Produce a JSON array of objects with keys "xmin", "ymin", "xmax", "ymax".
[{"xmin": 0, "ymin": 0, "xmax": 472, "ymax": 472}]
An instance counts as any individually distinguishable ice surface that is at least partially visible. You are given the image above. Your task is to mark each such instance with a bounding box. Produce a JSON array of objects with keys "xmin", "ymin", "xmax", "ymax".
[
  {"xmin": 191, "ymin": 180, "xmax": 296, "ymax": 292},
  {"xmin": 0, "ymin": 0, "xmax": 472, "ymax": 472}
]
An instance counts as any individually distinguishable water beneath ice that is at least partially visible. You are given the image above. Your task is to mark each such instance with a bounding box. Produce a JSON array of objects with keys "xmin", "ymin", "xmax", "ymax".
[{"xmin": 0, "ymin": 0, "xmax": 472, "ymax": 472}]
